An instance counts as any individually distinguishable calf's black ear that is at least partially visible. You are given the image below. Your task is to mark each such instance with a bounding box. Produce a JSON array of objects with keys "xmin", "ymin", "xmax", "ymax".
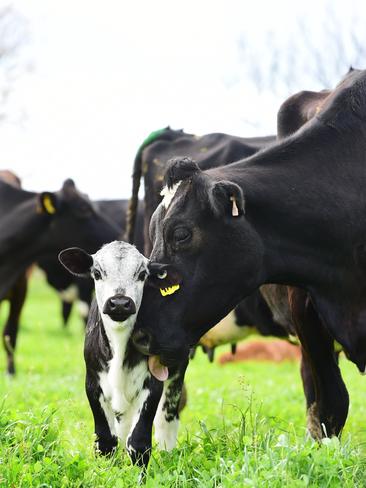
[
  {"xmin": 209, "ymin": 180, "xmax": 245, "ymax": 218},
  {"xmin": 58, "ymin": 247, "xmax": 93, "ymax": 277},
  {"xmin": 38, "ymin": 192, "xmax": 59, "ymax": 215},
  {"xmin": 164, "ymin": 157, "xmax": 201, "ymax": 189}
]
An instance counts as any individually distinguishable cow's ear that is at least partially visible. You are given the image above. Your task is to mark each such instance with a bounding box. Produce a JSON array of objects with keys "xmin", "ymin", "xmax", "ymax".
[
  {"xmin": 209, "ymin": 180, "xmax": 245, "ymax": 218},
  {"xmin": 39, "ymin": 192, "xmax": 59, "ymax": 215},
  {"xmin": 58, "ymin": 247, "xmax": 93, "ymax": 277},
  {"xmin": 164, "ymin": 157, "xmax": 201, "ymax": 188}
]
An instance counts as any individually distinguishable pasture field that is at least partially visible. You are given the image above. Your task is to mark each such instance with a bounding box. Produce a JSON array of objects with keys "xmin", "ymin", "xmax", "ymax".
[{"xmin": 0, "ymin": 272, "xmax": 366, "ymax": 487}]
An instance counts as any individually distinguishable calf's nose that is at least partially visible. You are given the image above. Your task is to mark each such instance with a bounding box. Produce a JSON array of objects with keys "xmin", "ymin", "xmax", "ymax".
[
  {"xmin": 103, "ymin": 294, "xmax": 136, "ymax": 321},
  {"xmin": 132, "ymin": 329, "xmax": 152, "ymax": 355}
]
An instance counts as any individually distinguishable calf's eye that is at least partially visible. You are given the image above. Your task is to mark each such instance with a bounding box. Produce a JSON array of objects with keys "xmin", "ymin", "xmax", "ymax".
[
  {"xmin": 138, "ymin": 270, "xmax": 147, "ymax": 281},
  {"xmin": 173, "ymin": 227, "xmax": 191, "ymax": 243},
  {"xmin": 94, "ymin": 269, "xmax": 102, "ymax": 280}
]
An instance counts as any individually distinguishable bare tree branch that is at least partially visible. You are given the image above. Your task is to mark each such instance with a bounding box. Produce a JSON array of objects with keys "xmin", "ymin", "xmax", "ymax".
[{"xmin": 237, "ymin": 3, "xmax": 366, "ymax": 97}]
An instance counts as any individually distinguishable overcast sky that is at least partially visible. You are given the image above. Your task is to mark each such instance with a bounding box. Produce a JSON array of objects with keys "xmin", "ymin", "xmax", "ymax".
[{"xmin": 0, "ymin": 0, "xmax": 364, "ymax": 198}]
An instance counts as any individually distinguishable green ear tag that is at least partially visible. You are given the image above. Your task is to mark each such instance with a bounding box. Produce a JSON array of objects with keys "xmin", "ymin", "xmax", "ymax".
[{"xmin": 160, "ymin": 284, "xmax": 180, "ymax": 297}]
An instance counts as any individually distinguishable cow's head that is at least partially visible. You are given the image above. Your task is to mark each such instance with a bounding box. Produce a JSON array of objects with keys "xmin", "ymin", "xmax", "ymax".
[
  {"xmin": 59, "ymin": 241, "xmax": 149, "ymax": 329},
  {"xmin": 132, "ymin": 157, "xmax": 264, "ymax": 366},
  {"xmin": 39, "ymin": 179, "xmax": 119, "ymax": 254}
]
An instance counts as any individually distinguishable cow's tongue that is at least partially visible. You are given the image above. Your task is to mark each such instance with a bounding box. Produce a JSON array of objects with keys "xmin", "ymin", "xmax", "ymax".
[{"xmin": 148, "ymin": 355, "xmax": 169, "ymax": 381}]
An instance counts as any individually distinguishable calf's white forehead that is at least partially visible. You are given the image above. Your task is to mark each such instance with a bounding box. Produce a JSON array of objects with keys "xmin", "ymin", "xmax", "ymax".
[{"xmin": 93, "ymin": 241, "xmax": 147, "ymax": 283}]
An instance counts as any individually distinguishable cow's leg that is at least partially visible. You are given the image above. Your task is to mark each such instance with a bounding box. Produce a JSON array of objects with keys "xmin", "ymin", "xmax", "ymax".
[
  {"xmin": 290, "ymin": 289, "xmax": 349, "ymax": 438},
  {"xmin": 85, "ymin": 373, "xmax": 118, "ymax": 455},
  {"xmin": 3, "ymin": 274, "xmax": 27, "ymax": 375},
  {"xmin": 126, "ymin": 379, "xmax": 163, "ymax": 468},
  {"xmin": 154, "ymin": 360, "xmax": 188, "ymax": 451},
  {"xmin": 62, "ymin": 300, "xmax": 73, "ymax": 326},
  {"xmin": 299, "ymin": 348, "xmax": 319, "ymax": 436}
]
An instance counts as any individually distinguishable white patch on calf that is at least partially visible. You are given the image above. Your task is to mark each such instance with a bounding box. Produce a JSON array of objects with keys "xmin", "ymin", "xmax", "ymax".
[
  {"xmin": 160, "ymin": 181, "xmax": 182, "ymax": 209},
  {"xmin": 58, "ymin": 284, "xmax": 78, "ymax": 303},
  {"xmin": 154, "ymin": 378, "xmax": 180, "ymax": 451}
]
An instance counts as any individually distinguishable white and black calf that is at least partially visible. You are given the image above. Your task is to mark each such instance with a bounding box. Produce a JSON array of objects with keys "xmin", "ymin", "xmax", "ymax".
[{"xmin": 59, "ymin": 241, "xmax": 188, "ymax": 468}]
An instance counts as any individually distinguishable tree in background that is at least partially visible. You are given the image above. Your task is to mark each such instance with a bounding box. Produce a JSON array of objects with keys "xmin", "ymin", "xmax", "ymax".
[
  {"xmin": 237, "ymin": 5, "xmax": 366, "ymax": 96},
  {"xmin": 0, "ymin": 4, "xmax": 30, "ymax": 124}
]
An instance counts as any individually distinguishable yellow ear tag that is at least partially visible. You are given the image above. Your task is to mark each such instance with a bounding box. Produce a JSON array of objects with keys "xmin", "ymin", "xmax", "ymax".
[
  {"xmin": 43, "ymin": 195, "xmax": 56, "ymax": 214},
  {"xmin": 160, "ymin": 284, "xmax": 180, "ymax": 296}
]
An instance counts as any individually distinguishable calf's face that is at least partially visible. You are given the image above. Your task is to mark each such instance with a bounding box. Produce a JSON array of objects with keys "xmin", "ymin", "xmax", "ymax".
[{"xmin": 59, "ymin": 241, "xmax": 149, "ymax": 329}]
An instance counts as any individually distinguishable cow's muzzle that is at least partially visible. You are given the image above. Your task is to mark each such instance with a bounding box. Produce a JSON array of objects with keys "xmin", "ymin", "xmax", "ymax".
[
  {"xmin": 103, "ymin": 294, "xmax": 136, "ymax": 322},
  {"xmin": 132, "ymin": 329, "xmax": 189, "ymax": 366}
]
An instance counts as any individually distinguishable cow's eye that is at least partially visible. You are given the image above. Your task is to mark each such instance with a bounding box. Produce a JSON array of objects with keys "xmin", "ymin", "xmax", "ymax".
[
  {"xmin": 138, "ymin": 270, "xmax": 147, "ymax": 281},
  {"xmin": 173, "ymin": 227, "xmax": 191, "ymax": 243},
  {"xmin": 94, "ymin": 269, "xmax": 102, "ymax": 280}
]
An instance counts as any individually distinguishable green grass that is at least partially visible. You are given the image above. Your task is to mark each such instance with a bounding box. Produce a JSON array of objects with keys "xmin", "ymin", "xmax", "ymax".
[{"xmin": 0, "ymin": 272, "xmax": 366, "ymax": 487}]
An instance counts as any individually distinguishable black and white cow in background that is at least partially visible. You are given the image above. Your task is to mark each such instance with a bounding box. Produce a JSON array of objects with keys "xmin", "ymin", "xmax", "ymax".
[{"xmin": 59, "ymin": 241, "xmax": 188, "ymax": 468}]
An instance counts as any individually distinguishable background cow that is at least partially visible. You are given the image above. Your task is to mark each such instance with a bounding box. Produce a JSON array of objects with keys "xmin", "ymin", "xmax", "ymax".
[
  {"xmin": 127, "ymin": 127, "xmax": 275, "ymax": 254},
  {"xmin": 0, "ymin": 177, "xmax": 120, "ymax": 374}
]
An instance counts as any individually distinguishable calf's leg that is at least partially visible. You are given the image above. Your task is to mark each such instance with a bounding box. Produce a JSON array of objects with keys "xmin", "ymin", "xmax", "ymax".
[
  {"xmin": 126, "ymin": 379, "xmax": 163, "ymax": 468},
  {"xmin": 85, "ymin": 373, "xmax": 118, "ymax": 455},
  {"xmin": 154, "ymin": 360, "xmax": 189, "ymax": 451}
]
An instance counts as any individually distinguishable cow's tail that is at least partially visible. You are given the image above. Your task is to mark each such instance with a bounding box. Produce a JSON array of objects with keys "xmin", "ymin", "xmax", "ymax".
[
  {"xmin": 126, "ymin": 128, "xmax": 168, "ymax": 244},
  {"xmin": 126, "ymin": 148, "xmax": 143, "ymax": 244}
]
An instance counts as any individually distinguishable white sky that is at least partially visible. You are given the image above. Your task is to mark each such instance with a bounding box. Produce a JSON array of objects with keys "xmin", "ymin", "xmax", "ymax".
[{"xmin": 0, "ymin": 0, "xmax": 364, "ymax": 198}]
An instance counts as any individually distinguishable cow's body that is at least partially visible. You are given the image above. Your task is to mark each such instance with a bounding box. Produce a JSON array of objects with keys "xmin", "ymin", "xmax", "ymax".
[
  {"xmin": 199, "ymin": 287, "xmax": 288, "ymax": 360},
  {"xmin": 59, "ymin": 242, "xmax": 188, "ymax": 468},
  {"xmin": 133, "ymin": 68, "xmax": 366, "ymax": 439}
]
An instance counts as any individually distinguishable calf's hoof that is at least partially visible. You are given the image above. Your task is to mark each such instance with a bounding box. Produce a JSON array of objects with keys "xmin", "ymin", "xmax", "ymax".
[
  {"xmin": 127, "ymin": 443, "xmax": 151, "ymax": 468},
  {"xmin": 95, "ymin": 435, "xmax": 118, "ymax": 456}
]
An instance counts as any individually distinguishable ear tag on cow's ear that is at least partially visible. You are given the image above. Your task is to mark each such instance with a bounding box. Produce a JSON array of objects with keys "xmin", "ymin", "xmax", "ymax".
[
  {"xmin": 230, "ymin": 196, "xmax": 239, "ymax": 217},
  {"xmin": 160, "ymin": 284, "xmax": 180, "ymax": 296},
  {"xmin": 43, "ymin": 195, "xmax": 56, "ymax": 214}
]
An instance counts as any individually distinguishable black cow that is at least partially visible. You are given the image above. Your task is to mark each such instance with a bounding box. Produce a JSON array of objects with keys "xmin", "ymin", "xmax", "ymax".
[
  {"xmin": 38, "ymin": 199, "xmax": 144, "ymax": 327},
  {"xmin": 0, "ymin": 178, "xmax": 119, "ymax": 374},
  {"xmin": 133, "ymin": 68, "xmax": 366, "ymax": 439},
  {"xmin": 0, "ymin": 171, "xmax": 28, "ymax": 375},
  {"xmin": 127, "ymin": 127, "xmax": 275, "ymax": 254},
  {"xmin": 127, "ymin": 128, "xmax": 280, "ymax": 358}
]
